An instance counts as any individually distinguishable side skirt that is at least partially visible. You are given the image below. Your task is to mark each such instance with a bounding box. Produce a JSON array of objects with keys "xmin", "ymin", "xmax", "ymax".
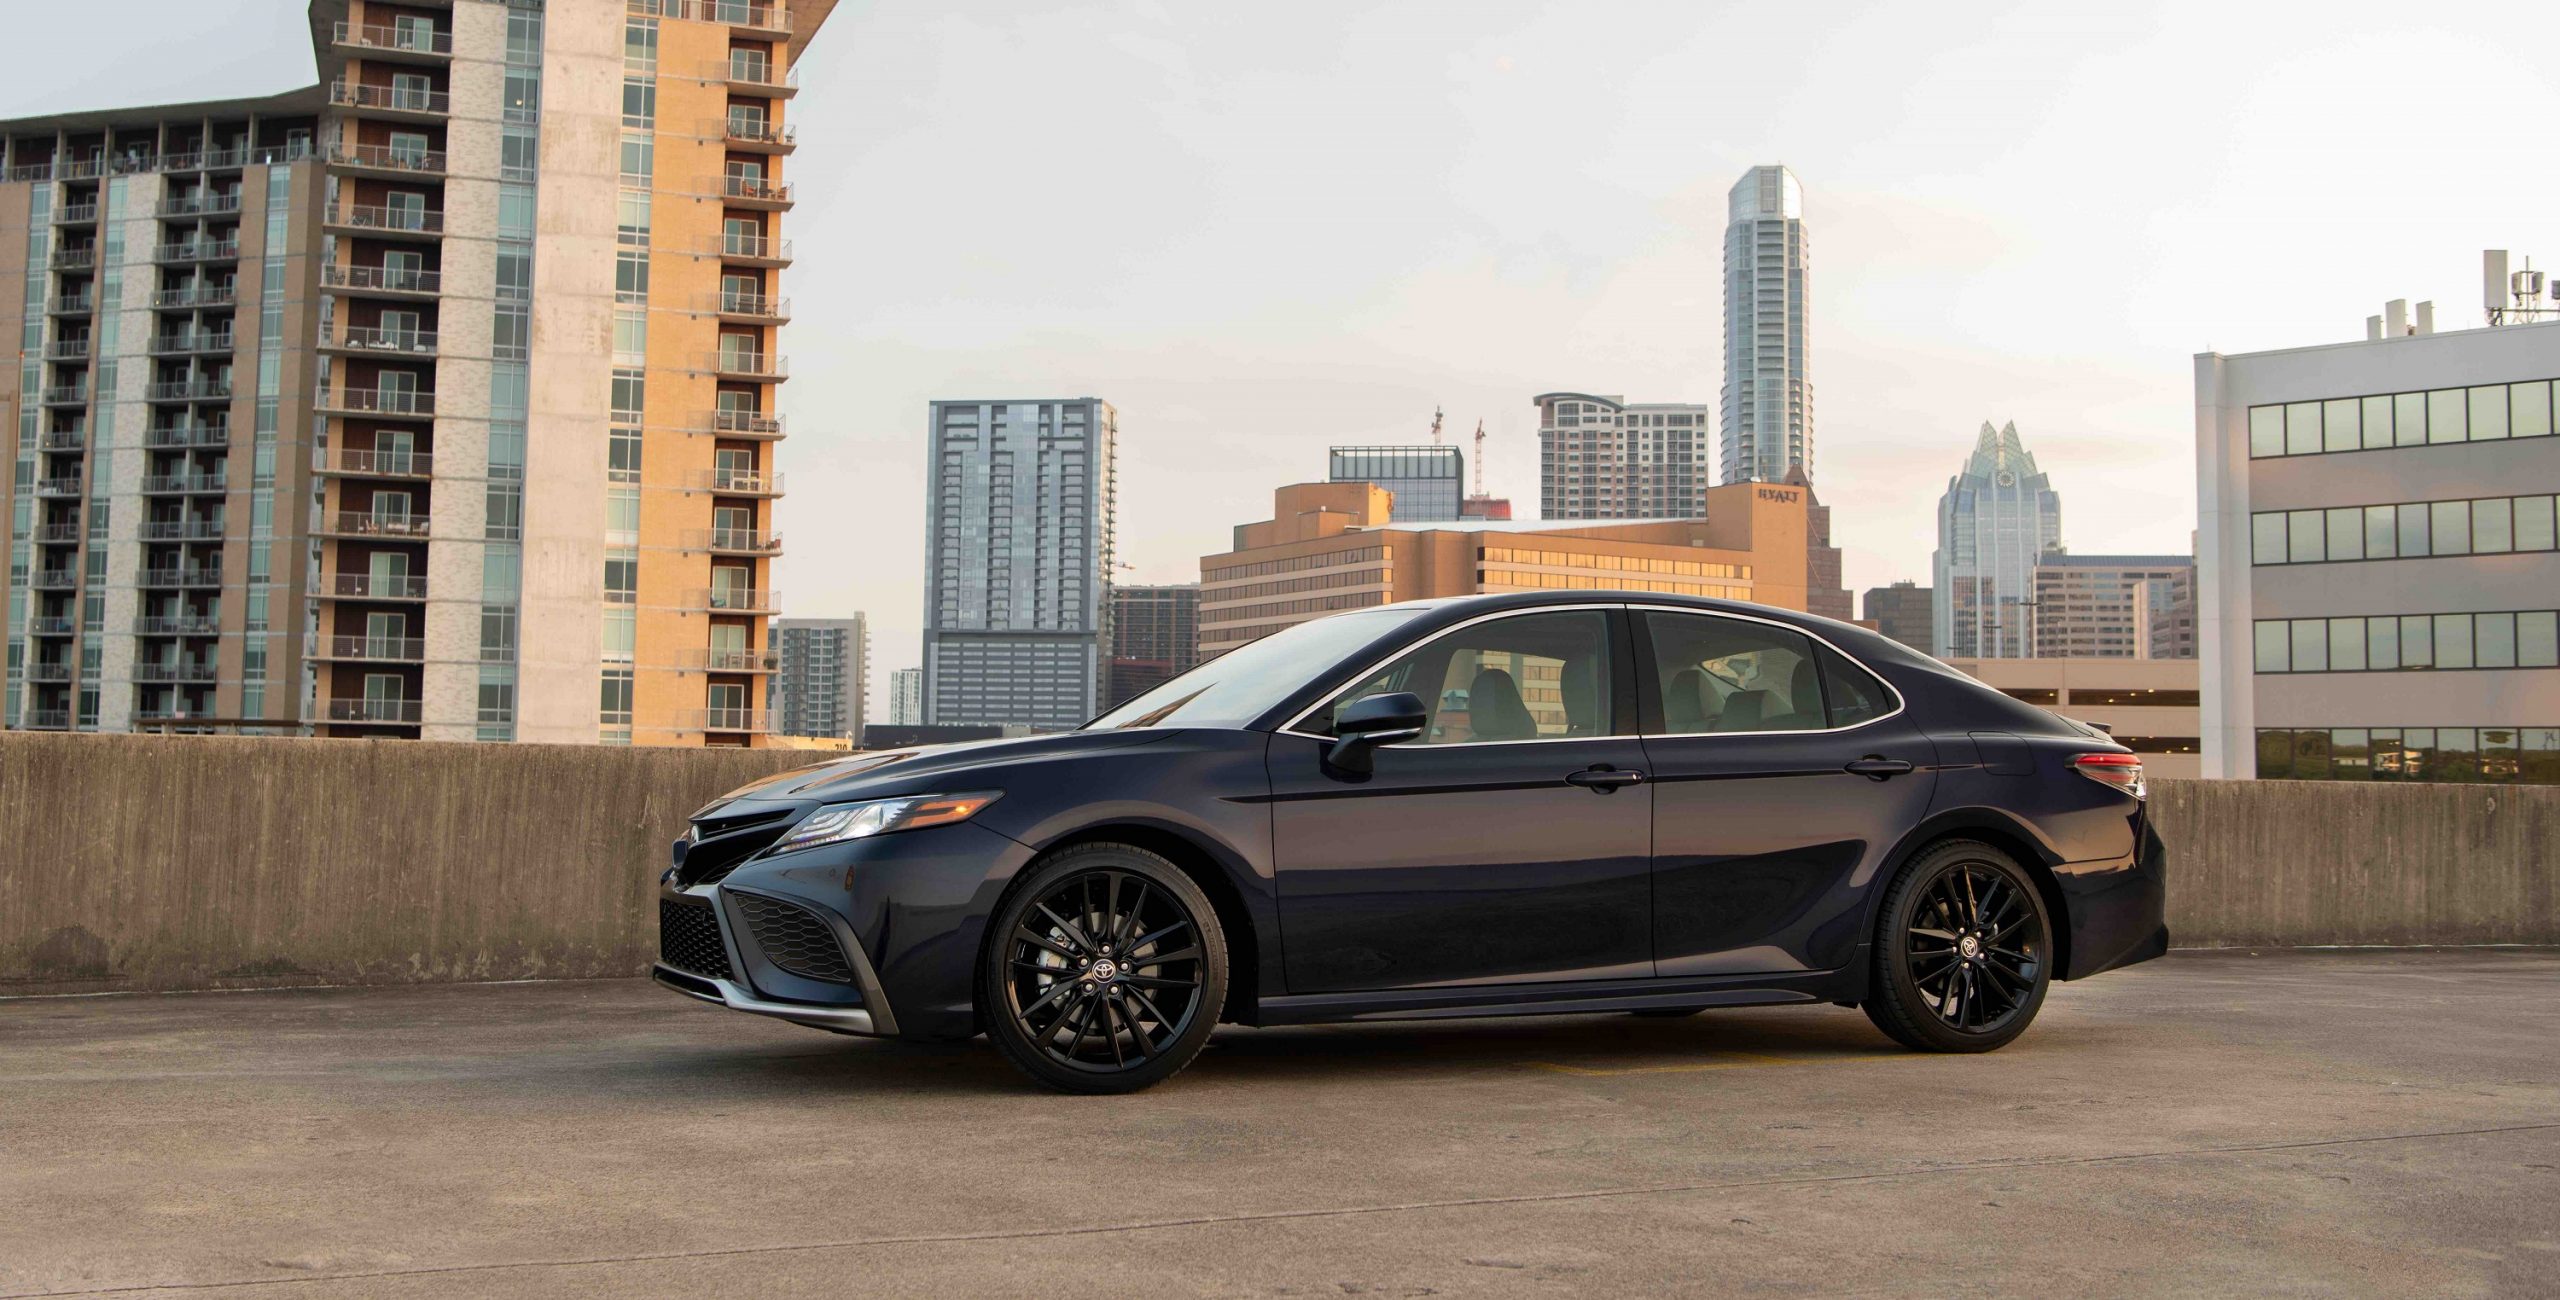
[{"xmin": 1253, "ymin": 968, "xmax": 1854, "ymax": 1027}]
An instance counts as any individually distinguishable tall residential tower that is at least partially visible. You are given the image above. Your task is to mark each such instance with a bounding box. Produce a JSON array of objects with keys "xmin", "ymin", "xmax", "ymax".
[
  {"xmin": 1535, "ymin": 392, "xmax": 1711, "ymax": 520},
  {"xmin": 1720, "ymin": 165, "xmax": 1811, "ymax": 486}
]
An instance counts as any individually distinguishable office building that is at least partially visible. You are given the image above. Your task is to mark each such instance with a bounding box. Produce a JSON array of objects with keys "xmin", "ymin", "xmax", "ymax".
[
  {"xmin": 1200, "ymin": 479, "xmax": 1812, "ymax": 656},
  {"xmin": 1864, "ymin": 580, "xmax": 1934, "ymax": 651},
  {"xmin": 2196, "ymin": 301, "xmax": 2560, "ymax": 783},
  {"xmin": 0, "ymin": 0, "xmax": 829, "ymax": 746},
  {"xmin": 887, "ymin": 665, "xmax": 922, "ymax": 726},
  {"xmin": 1328, "ymin": 445, "xmax": 1462, "ymax": 523},
  {"xmin": 1785, "ymin": 468, "xmax": 1853, "ymax": 621},
  {"xmin": 1721, "ymin": 164, "xmax": 1812, "ymax": 485},
  {"xmin": 1105, "ymin": 582, "xmax": 1198, "ymax": 708},
  {"xmin": 1535, "ymin": 392, "xmax": 1710, "ymax": 520},
  {"xmin": 1932, "ymin": 421, "xmax": 2062, "ymax": 659},
  {"xmin": 1944, "ymin": 657, "xmax": 2201, "ymax": 779},
  {"xmin": 769, "ymin": 615, "xmax": 865, "ymax": 741},
  {"xmin": 921, "ymin": 397, "xmax": 1116, "ymax": 730},
  {"xmin": 2032, "ymin": 554, "xmax": 2195, "ymax": 659}
]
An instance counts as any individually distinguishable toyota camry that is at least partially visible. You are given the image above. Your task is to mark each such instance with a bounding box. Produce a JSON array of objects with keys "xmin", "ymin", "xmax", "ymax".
[{"xmin": 653, "ymin": 592, "xmax": 2167, "ymax": 1093}]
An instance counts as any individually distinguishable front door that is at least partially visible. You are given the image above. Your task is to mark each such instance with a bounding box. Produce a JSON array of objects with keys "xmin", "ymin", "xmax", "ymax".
[
  {"xmin": 1269, "ymin": 606, "xmax": 1652, "ymax": 993},
  {"xmin": 1635, "ymin": 610, "xmax": 1940, "ymax": 977}
]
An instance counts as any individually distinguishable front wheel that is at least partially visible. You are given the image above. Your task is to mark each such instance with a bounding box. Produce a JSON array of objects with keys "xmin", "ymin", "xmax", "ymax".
[
  {"xmin": 979, "ymin": 843, "xmax": 1227, "ymax": 1094},
  {"xmin": 1862, "ymin": 840, "xmax": 2053, "ymax": 1053}
]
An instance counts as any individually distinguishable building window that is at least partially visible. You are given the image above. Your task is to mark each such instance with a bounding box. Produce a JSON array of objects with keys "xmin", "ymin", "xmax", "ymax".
[{"xmin": 2247, "ymin": 381, "xmax": 2556, "ymax": 459}]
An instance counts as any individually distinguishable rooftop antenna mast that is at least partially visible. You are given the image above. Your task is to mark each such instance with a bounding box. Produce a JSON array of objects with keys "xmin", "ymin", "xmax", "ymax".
[
  {"xmin": 2485, "ymin": 249, "xmax": 2557, "ymax": 326},
  {"xmin": 1428, "ymin": 406, "xmax": 1444, "ymax": 445}
]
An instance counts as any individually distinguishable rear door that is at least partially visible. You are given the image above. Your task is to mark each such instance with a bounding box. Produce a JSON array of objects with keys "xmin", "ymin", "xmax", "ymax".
[
  {"xmin": 1267, "ymin": 606, "xmax": 1654, "ymax": 992},
  {"xmin": 1635, "ymin": 610, "xmax": 1938, "ymax": 977}
]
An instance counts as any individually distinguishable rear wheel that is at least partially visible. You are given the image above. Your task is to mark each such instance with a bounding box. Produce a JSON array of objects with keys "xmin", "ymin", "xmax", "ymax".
[
  {"xmin": 1862, "ymin": 840, "xmax": 2052, "ymax": 1053},
  {"xmin": 979, "ymin": 843, "xmax": 1226, "ymax": 1094}
]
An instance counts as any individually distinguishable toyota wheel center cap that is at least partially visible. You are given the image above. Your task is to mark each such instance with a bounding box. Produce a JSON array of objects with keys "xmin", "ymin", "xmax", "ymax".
[
  {"xmin": 1090, "ymin": 959, "xmax": 1119, "ymax": 981},
  {"xmin": 1958, "ymin": 935, "xmax": 1982, "ymax": 959}
]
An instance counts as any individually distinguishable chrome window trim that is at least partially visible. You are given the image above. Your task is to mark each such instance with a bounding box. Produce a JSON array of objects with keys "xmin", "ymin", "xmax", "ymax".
[{"xmin": 1276, "ymin": 601, "xmax": 1906, "ymax": 745}]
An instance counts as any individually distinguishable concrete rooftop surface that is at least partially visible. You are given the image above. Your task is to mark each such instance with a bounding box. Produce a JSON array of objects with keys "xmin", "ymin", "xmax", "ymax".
[{"xmin": 3, "ymin": 951, "xmax": 2556, "ymax": 1298}]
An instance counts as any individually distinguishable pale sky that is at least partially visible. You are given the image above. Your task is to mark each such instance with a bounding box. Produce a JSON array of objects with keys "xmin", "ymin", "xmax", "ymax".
[{"xmin": 9, "ymin": 1, "xmax": 2555, "ymax": 720}]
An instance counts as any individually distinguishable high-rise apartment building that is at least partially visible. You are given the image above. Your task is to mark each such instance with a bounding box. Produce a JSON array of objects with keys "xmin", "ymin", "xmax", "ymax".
[
  {"xmin": 769, "ymin": 614, "xmax": 865, "ymax": 741},
  {"xmin": 1535, "ymin": 393, "xmax": 1710, "ymax": 520},
  {"xmin": 2031, "ymin": 554, "xmax": 2194, "ymax": 659},
  {"xmin": 1200, "ymin": 480, "xmax": 1813, "ymax": 656},
  {"xmin": 1720, "ymin": 164, "xmax": 1811, "ymax": 485},
  {"xmin": 0, "ymin": 0, "xmax": 827, "ymax": 746},
  {"xmin": 921, "ymin": 398, "xmax": 1116, "ymax": 730},
  {"xmin": 1863, "ymin": 580, "xmax": 1934, "ymax": 651},
  {"xmin": 1327, "ymin": 445, "xmax": 1462, "ymax": 523},
  {"xmin": 1932, "ymin": 421, "xmax": 2062, "ymax": 659},
  {"xmin": 886, "ymin": 665, "xmax": 922, "ymax": 726},
  {"xmin": 1105, "ymin": 582, "xmax": 1197, "ymax": 708},
  {"xmin": 2197, "ymin": 308, "xmax": 2560, "ymax": 784}
]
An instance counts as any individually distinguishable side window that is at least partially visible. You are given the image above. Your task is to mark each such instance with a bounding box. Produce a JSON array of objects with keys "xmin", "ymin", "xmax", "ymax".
[
  {"xmin": 1644, "ymin": 612, "xmax": 1826, "ymax": 735},
  {"xmin": 1317, "ymin": 610, "xmax": 1616, "ymax": 744},
  {"xmin": 1815, "ymin": 645, "xmax": 1895, "ymax": 728}
]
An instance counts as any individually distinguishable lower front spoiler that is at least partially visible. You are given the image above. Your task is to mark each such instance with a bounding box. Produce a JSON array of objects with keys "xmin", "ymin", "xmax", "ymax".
[{"xmin": 652, "ymin": 963, "xmax": 881, "ymax": 1036}]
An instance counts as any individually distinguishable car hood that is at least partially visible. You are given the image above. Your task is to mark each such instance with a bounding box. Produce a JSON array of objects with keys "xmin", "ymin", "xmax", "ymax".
[{"xmin": 692, "ymin": 728, "xmax": 1179, "ymax": 818}]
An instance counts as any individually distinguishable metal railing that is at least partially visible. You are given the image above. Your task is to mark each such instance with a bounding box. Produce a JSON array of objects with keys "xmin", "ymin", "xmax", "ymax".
[
  {"xmin": 711, "ymin": 57, "xmax": 798, "ymax": 90},
  {"xmin": 56, "ymin": 202, "xmax": 100, "ymax": 223},
  {"xmin": 693, "ymin": 528, "xmax": 782, "ymax": 554},
  {"xmin": 140, "ymin": 474, "xmax": 229, "ymax": 494},
  {"xmin": 148, "ymin": 331, "xmax": 235, "ymax": 355},
  {"xmin": 41, "ymin": 386, "xmax": 93, "ymax": 406},
  {"xmin": 39, "ymin": 428, "xmax": 86, "ymax": 451},
  {"xmin": 33, "ymin": 477, "xmax": 85, "ymax": 497},
  {"xmin": 49, "ymin": 294, "xmax": 96, "ymax": 314},
  {"xmin": 153, "ymin": 240, "xmax": 241, "ymax": 263},
  {"xmin": 329, "ymin": 81, "xmax": 452, "ymax": 114},
  {"xmin": 699, "ymin": 469, "xmax": 783, "ymax": 495},
  {"xmin": 152, "ymin": 285, "xmax": 235, "ymax": 308},
  {"xmin": 146, "ymin": 423, "xmax": 231, "ymax": 449},
  {"xmin": 693, "ymin": 587, "xmax": 779, "ymax": 612},
  {"xmin": 326, "ymin": 143, "xmax": 448, "ymax": 174},
  {"xmin": 319, "ymin": 387, "xmax": 436, "ymax": 416},
  {"xmin": 690, "ymin": 648, "xmax": 778, "ymax": 672},
  {"xmin": 332, "ymin": 21, "xmax": 453, "ymax": 56},
  {"xmin": 26, "ymin": 662, "xmax": 76, "ymax": 683},
  {"xmin": 43, "ymin": 340, "xmax": 92, "ymax": 361},
  {"xmin": 711, "ymin": 233, "xmax": 792, "ymax": 262},
  {"xmin": 704, "ymin": 291, "xmax": 788, "ymax": 319},
  {"xmin": 31, "ymin": 615, "xmax": 80, "ymax": 635},
  {"xmin": 329, "ymin": 573, "xmax": 428, "ymax": 599},
  {"xmin": 141, "ymin": 520, "xmax": 227, "ymax": 541},
  {"xmin": 684, "ymin": 707, "xmax": 773, "ymax": 732},
  {"xmin": 718, "ymin": 175, "xmax": 793, "ymax": 204},
  {"xmin": 32, "ymin": 522, "xmax": 83, "ymax": 543},
  {"xmin": 137, "ymin": 616, "xmax": 222, "ymax": 636},
  {"xmin": 333, "ymin": 326, "xmax": 439, "ymax": 355},
  {"xmin": 711, "ymin": 117, "xmax": 795, "ymax": 148},
  {"xmin": 146, "ymin": 380, "xmax": 232, "ymax": 402},
  {"xmin": 51, "ymin": 247, "xmax": 97, "ymax": 270},
  {"xmin": 133, "ymin": 662, "xmax": 220, "ymax": 684},
  {"xmin": 632, "ymin": 0, "xmax": 790, "ymax": 30},
  {"xmin": 711, "ymin": 409, "xmax": 784, "ymax": 435},
  {"xmin": 162, "ymin": 192, "xmax": 243, "ymax": 217},
  {"xmin": 323, "ymin": 512, "xmax": 432, "ymax": 538},
  {"xmin": 326, "ymin": 636, "xmax": 426, "ymax": 662},
  {"xmin": 21, "ymin": 709, "xmax": 73, "ymax": 730},
  {"xmin": 138, "ymin": 568, "xmax": 224, "ymax": 588},
  {"xmin": 333, "ymin": 204, "xmax": 445, "ymax": 235},
  {"xmin": 703, "ymin": 349, "xmax": 787, "ymax": 379},
  {"xmin": 320, "ymin": 449, "xmax": 433, "ymax": 476},
  {"xmin": 327, "ymin": 698, "xmax": 423, "ymax": 723},
  {"xmin": 324, "ymin": 265, "xmax": 441, "ymax": 294}
]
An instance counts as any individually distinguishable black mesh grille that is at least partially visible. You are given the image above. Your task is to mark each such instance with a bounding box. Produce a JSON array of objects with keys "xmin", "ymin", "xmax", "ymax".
[
  {"xmin": 659, "ymin": 898, "xmax": 733, "ymax": 980},
  {"xmin": 680, "ymin": 807, "xmax": 797, "ymax": 887},
  {"xmin": 733, "ymin": 894, "xmax": 855, "ymax": 984}
]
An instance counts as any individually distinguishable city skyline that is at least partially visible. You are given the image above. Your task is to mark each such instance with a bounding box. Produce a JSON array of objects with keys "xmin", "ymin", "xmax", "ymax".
[{"xmin": 10, "ymin": 2, "xmax": 2556, "ymax": 722}]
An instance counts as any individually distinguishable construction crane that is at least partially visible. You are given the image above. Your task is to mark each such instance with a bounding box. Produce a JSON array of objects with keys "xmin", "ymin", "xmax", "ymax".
[
  {"xmin": 1471, "ymin": 419, "xmax": 1486, "ymax": 483},
  {"xmin": 1429, "ymin": 406, "xmax": 1444, "ymax": 445}
]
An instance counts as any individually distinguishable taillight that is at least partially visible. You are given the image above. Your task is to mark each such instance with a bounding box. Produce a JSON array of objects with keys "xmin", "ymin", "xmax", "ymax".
[{"xmin": 2072, "ymin": 752, "xmax": 2145, "ymax": 799}]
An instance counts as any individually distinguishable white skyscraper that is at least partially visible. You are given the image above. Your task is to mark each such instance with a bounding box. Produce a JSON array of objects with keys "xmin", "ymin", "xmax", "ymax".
[{"xmin": 1721, "ymin": 165, "xmax": 1813, "ymax": 485}]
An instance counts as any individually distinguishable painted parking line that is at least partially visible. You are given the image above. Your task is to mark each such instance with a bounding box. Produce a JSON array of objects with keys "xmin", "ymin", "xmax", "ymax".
[{"xmin": 1531, "ymin": 1051, "xmax": 1904, "ymax": 1077}]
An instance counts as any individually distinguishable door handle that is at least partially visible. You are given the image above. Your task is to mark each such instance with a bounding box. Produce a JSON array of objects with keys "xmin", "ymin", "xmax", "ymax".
[
  {"xmin": 1844, "ymin": 757, "xmax": 1916, "ymax": 781},
  {"xmin": 1566, "ymin": 765, "xmax": 1645, "ymax": 792}
]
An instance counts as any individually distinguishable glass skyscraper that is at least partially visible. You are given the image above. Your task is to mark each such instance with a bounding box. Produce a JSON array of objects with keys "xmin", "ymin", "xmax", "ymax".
[
  {"xmin": 1933, "ymin": 421, "xmax": 2062, "ymax": 658},
  {"xmin": 1720, "ymin": 165, "xmax": 1812, "ymax": 485}
]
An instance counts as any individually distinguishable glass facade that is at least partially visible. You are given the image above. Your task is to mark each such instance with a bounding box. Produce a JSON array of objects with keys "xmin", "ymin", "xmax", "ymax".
[
  {"xmin": 2257, "ymin": 727, "xmax": 2560, "ymax": 784},
  {"xmin": 2250, "ymin": 492, "xmax": 2558, "ymax": 565},
  {"xmin": 1329, "ymin": 445, "xmax": 1462, "ymax": 523},
  {"xmin": 2248, "ymin": 380, "xmax": 2557, "ymax": 457},
  {"xmin": 1721, "ymin": 165, "xmax": 1811, "ymax": 485},
  {"xmin": 1932, "ymin": 421, "xmax": 2061, "ymax": 658}
]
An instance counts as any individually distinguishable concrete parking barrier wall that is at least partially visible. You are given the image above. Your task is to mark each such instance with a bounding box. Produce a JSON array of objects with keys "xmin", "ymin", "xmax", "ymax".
[{"xmin": 1, "ymin": 733, "xmax": 2553, "ymax": 993}]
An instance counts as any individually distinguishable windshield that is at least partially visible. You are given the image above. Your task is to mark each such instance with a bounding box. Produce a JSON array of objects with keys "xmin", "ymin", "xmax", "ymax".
[{"xmin": 1084, "ymin": 607, "xmax": 1430, "ymax": 731}]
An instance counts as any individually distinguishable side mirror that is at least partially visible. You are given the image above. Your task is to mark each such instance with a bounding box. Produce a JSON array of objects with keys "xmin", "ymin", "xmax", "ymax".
[{"xmin": 1325, "ymin": 691, "xmax": 1427, "ymax": 775}]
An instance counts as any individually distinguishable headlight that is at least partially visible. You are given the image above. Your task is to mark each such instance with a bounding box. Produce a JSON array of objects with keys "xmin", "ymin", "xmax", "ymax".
[{"xmin": 769, "ymin": 791, "xmax": 1002, "ymax": 855}]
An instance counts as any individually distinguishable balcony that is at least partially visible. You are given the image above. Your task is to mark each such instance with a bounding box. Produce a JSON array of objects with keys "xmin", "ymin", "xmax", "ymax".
[
  {"xmin": 49, "ymin": 294, "xmax": 96, "ymax": 316},
  {"xmin": 331, "ymin": 21, "xmax": 453, "ymax": 61},
  {"xmin": 133, "ymin": 662, "xmax": 220, "ymax": 684},
  {"xmin": 33, "ymin": 569, "xmax": 81, "ymax": 590},
  {"xmin": 31, "ymin": 615, "xmax": 79, "ymax": 635},
  {"xmin": 148, "ymin": 330, "xmax": 236, "ymax": 356},
  {"xmin": 319, "ymin": 512, "xmax": 432, "ymax": 540},
  {"xmin": 325, "ymin": 325, "xmax": 440, "ymax": 358},
  {"xmin": 39, "ymin": 427, "xmax": 86, "ymax": 451},
  {"xmin": 323, "ymin": 264, "xmax": 441, "ymax": 297},
  {"xmin": 684, "ymin": 707, "xmax": 772, "ymax": 734},
  {"xmin": 709, "ymin": 57, "xmax": 798, "ymax": 97},
  {"xmin": 692, "ymin": 528, "xmax": 782, "ymax": 556},
  {"xmin": 709, "ymin": 409, "xmax": 786, "ymax": 439},
  {"xmin": 145, "ymin": 380, "xmax": 233, "ymax": 404},
  {"xmin": 702, "ymin": 290, "xmax": 789, "ymax": 323},
  {"xmin": 58, "ymin": 158, "xmax": 103, "ymax": 180},
  {"xmin": 56, "ymin": 202, "xmax": 100, "ymax": 224},
  {"xmin": 26, "ymin": 662, "xmax": 76, "ymax": 684},
  {"xmin": 703, "ymin": 349, "xmax": 788, "ymax": 381},
  {"xmin": 319, "ymin": 636, "xmax": 426, "ymax": 663},
  {"xmin": 51, "ymin": 246, "xmax": 97, "ymax": 271},
  {"xmin": 325, "ymin": 143, "xmax": 448, "ymax": 177},
  {"xmin": 33, "ymin": 478, "xmax": 85, "ymax": 498},
  {"xmin": 688, "ymin": 647, "xmax": 778, "ymax": 674},
  {"xmin": 718, "ymin": 175, "xmax": 794, "ymax": 208},
  {"xmin": 691, "ymin": 587, "xmax": 779, "ymax": 614},
  {"xmin": 32, "ymin": 522, "xmax": 83, "ymax": 543},
  {"xmin": 632, "ymin": 0, "xmax": 791, "ymax": 34},
  {"xmin": 315, "ymin": 449, "xmax": 433, "ymax": 478},
  {"xmin": 145, "ymin": 423, "xmax": 231, "ymax": 450},
  {"xmin": 708, "ymin": 234, "xmax": 792, "ymax": 267},
  {"xmin": 141, "ymin": 474, "xmax": 229, "ymax": 496},
  {"xmin": 40, "ymin": 385, "xmax": 91, "ymax": 407},
  {"xmin": 21, "ymin": 709, "xmax": 73, "ymax": 731},
  {"xmin": 327, "ymin": 573, "xmax": 428, "ymax": 601},
  {"xmin": 137, "ymin": 615, "xmax": 223, "ymax": 636},
  {"xmin": 329, "ymin": 80, "xmax": 452, "ymax": 118},
  {"xmin": 5, "ymin": 161, "xmax": 57, "ymax": 182},
  {"xmin": 153, "ymin": 285, "xmax": 236, "ymax": 309},
  {"xmin": 316, "ymin": 386, "xmax": 436, "ymax": 417},
  {"xmin": 327, "ymin": 203, "xmax": 445, "ymax": 240},
  {"xmin": 327, "ymin": 698, "xmax": 424, "ymax": 724},
  {"xmin": 141, "ymin": 519, "xmax": 227, "ymax": 541},
  {"xmin": 710, "ymin": 118, "xmax": 796, "ymax": 154},
  {"xmin": 698, "ymin": 468, "xmax": 784, "ymax": 497},
  {"xmin": 154, "ymin": 239, "xmax": 241, "ymax": 264},
  {"xmin": 139, "ymin": 568, "xmax": 224, "ymax": 589},
  {"xmin": 162, "ymin": 192, "xmax": 243, "ymax": 217},
  {"xmin": 42, "ymin": 339, "xmax": 92, "ymax": 362}
]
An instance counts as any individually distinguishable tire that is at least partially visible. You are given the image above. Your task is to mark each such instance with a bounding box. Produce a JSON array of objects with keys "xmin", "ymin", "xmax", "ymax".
[
  {"xmin": 979, "ymin": 843, "xmax": 1227, "ymax": 1094},
  {"xmin": 1862, "ymin": 839, "xmax": 2053, "ymax": 1053}
]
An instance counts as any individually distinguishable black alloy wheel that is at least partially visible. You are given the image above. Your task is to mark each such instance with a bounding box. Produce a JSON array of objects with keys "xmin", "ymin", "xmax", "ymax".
[
  {"xmin": 1863, "ymin": 840, "xmax": 2052, "ymax": 1053},
  {"xmin": 980, "ymin": 843, "xmax": 1227, "ymax": 1094}
]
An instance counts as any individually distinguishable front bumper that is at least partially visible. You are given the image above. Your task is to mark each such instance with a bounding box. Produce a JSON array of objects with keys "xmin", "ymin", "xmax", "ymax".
[
  {"xmin": 654, "ymin": 881, "xmax": 900, "ymax": 1036},
  {"xmin": 653, "ymin": 963, "xmax": 880, "ymax": 1035}
]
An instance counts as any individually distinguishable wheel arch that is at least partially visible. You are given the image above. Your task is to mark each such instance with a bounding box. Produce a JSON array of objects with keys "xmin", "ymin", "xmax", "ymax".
[
  {"xmin": 1858, "ymin": 808, "xmax": 2074, "ymax": 995},
  {"xmin": 998, "ymin": 819, "xmax": 1268, "ymax": 1027}
]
